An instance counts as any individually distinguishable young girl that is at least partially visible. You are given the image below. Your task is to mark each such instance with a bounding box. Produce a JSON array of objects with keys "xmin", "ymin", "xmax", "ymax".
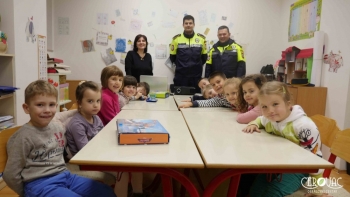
[
  {"xmin": 118, "ymin": 75, "xmax": 143, "ymax": 108},
  {"xmin": 223, "ymin": 77, "xmax": 241, "ymax": 110},
  {"xmin": 137, "ymin": 82, "xmax": 150, "ymax": 98},
  {"xmin": 242, "ymin": 81, "xmax": 322, "ymax": 196},
  {"xmin": 236, "ymin": 74, "xmax": 267, "ymax": 123},
  {"xmin": 66, "ymin": 81, "xmax": 103, "ymax": 157},
  {"xmin": 182, "ymin": 84, "xmax": 218, "ymax": 102},
  {"xmin": 98, "ymin": 65, "xmax": 124, "ymax": 125}
]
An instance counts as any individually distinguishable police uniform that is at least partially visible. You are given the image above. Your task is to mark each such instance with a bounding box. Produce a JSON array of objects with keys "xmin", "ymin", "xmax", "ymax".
[
  {"xmin": 170, "ymin": 32, "xmax": 207, "ymax": 92},
  {"xmin": 205, "ymin": 39, "xmax": 246, "ymax": 78}
]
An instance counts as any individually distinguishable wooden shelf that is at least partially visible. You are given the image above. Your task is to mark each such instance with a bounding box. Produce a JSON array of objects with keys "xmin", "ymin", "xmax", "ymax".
[
  {"xmin": 0, "ymin": 94, "xmax": 13, "ymax": 100},
  {"xmin": 0, "ymin": 54, "xmax": 14, "ymax": 57}
]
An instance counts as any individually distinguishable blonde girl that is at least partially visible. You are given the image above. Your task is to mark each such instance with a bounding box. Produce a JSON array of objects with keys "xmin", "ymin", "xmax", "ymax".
[
  {"xmin": 236, "ymin": 74, "xmax": 267, "ymax": 123},
  {"xmin": 223, "ymin": 77, "xmax": 241, "ymax": 110},
  {"xmin": 243, "ymin": 81, "xmax": 322, "ymax": 196}
]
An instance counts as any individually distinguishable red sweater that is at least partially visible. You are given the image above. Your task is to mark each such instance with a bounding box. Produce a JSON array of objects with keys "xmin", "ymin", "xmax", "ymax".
[{"xmin": 98, "ymin": 87, "xmax": 120, "ymax": 125}]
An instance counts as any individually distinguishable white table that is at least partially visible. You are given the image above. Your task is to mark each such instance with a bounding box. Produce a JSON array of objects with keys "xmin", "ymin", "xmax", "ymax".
[
  {"xmin": 70, "ymin": 110, "xmax": 203, "ymax": 197},
  {"xmin": 122, "ymin": 96, "xmax": 178, "ymax": 111},
  {"xmin": 181, "ymin": 111, "xmax": 334, "ymax": 196}
]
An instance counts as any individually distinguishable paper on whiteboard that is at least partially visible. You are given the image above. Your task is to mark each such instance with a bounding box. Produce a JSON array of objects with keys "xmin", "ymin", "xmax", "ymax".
[
  {"xmin": 96, "ymin": 31, "xmax": 109, "ymax": 46},
  {"xmin": 97, "ymin": 13, "xmax": 108, "ymax": 25},
  {"xmin": 155, "ymin": 44, "xmax": 167, "ymax": 59},
  {"xmin": 198, "ymin": 10, "xmax": 208, "ymax": 26},
  {"xmin": 120, "ymin": 53, "xmax": 127, "ymax": 65},
  {"xmin": 101, "ymin": 48, "xmax": 118, "ymax": 66},
  {"xmin": 130, "ymin": 19, "xmax": 142, "ymax": 33}
]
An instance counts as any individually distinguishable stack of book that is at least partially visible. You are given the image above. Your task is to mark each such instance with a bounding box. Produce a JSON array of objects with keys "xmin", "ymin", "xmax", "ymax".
[
  {"xmin": 0, "ymin": 86, "xmax": 18, "ymax": 98},
  {"xmin": 0, "ymin": 115, "xmax": 14, "ymax": 130},
  {"xmin": 47, "ymin": 56, "xmax": 71, "ymax": 74}
]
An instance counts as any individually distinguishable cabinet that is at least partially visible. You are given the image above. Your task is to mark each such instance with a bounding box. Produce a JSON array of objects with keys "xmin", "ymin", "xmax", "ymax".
[
  {"xmin": 48, "ymin": 73, "xmax": 71, "ymax": 112},
  {"xmin": 288, "ymin": 86, "xmax": 327, "ymax": 116},
  {"xmin": 0, "ymin": 54, "xmax": 16, "ymax": 124}
]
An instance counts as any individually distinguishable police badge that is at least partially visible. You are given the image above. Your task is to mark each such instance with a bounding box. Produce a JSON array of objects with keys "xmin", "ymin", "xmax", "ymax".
[{"xmin": 195, "ymin": 38, "xmax": 199, "ymax": 43}]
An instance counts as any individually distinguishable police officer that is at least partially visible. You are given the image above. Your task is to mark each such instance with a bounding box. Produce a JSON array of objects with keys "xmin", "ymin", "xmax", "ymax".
[
  {"xmin": 170, "ymin": 15, "xmax": 207, "ymax": 93},
  {"xmin": 205, "ymin": 26, "xmax": 246, "ymax": 78}
]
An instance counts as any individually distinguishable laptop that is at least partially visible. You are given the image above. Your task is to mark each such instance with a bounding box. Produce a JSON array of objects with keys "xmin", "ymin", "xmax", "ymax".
[{"xmin": 139, "ymin": 75, "xmax": 168, "ymax": 92}]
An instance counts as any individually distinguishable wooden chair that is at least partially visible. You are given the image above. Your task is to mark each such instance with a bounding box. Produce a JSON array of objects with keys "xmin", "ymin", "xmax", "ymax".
[
  {"xmin": 69, "ymin": 103, "xmax": 78, "ymax": 110},
  {"xmin": 0, "ymin": 126, "xmax": 21, "ymax": 173},
  {"xmin": 287, "ymin": 115, "xmax": 350, "ymax": 196}
]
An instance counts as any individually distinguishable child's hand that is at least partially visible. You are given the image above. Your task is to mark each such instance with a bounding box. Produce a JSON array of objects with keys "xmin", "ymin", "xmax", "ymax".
[
  {"xmin": 181, "ymin": 98, "xmax": 191, "ymax": 102},
  {"xmin": 178, "ymin": 102, "xmax": 193, "ymax": 108},
  {"xmin": 242, "ymin": 125, "xmax": 260, "ymax": 133},
  {"xmin": 134, "ymin": 92, "xmax": 143, "ymax": 99}
]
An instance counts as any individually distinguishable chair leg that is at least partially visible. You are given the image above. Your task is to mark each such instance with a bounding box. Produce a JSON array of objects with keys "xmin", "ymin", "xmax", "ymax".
[
  {"xmin": 180, "ymin": 169, "xmax": 191, "ymax": 197},
  {"xmin": 192, "ymin": 169, "xmax": 205, "ymax": 191},
  {"xmin": 144, "ymin": 173, "xmax": 161, "ymax": 193}
]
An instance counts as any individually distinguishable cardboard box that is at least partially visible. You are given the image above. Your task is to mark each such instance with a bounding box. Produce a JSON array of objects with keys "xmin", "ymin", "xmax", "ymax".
[{"xmin": 117, "ymin": 119, "xmax": 170, "ymax": 145}]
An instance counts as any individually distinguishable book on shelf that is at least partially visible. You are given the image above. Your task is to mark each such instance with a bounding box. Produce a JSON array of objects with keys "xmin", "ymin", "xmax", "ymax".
[
  {"xmin": 117, "ymin": 119, "xmax": 170, "ymax": 145},
  {"xmin": 0, "ymin": 115, "xmax": 14, "ymax": 130}
]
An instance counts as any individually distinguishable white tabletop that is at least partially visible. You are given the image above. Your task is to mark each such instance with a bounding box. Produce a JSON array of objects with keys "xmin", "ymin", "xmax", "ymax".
[
  {"xmin": 121, "ymin": 96, "xmax": 178, "ymax": 111},
  {"xmin": 182, "ymin": 111, "xmax": 334, "ymax": 169},
  {"xmin": 174, "ymin": 95, "xmax": 233, "ymax": 112},
  {"xmin": 70, "ymin": 110, "xmax": 204, "ymax": 168}
]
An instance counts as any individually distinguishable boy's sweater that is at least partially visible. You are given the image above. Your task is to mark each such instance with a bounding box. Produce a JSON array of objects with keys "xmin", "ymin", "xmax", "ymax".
[
  {"xmin": 3, "ymin": 122, "xmax": 67, "ymax": 196},
  {"xmin": 192, "ymin": 94, "xmax": 233, "ymax": 108}
]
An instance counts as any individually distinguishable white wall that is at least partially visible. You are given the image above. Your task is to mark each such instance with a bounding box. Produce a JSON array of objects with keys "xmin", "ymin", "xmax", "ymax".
[
  {"xmin": 280, "ymin": 0, "xmax": 350, "ymax": 170},
  {"xmin": 51, "ymin": 0, "xmax": 282, "ymax": 84},
  {"xmin": 13, "ymin": 0, "xmax": 47, "ymax": 125}
]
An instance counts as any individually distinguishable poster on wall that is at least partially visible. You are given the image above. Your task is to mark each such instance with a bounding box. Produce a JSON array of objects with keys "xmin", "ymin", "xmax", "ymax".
[
  {"xmin": 115, "ymin": 38, "xmax": 126, "ymax": 52},
  {"xmin": 81, "ymin": 39, "xmax": 95, "ymax": 53},
  {"xmin": 96, "ymin": 31, "xmax": 109, "ymax": 46},
  {"xmin": 58, "ymin": 17, "xmax": 69, "ymax": 35},
  {"xmin": 97, "ymin": 13, "xmax": 108, "ymax": 25},
  {"xmin": 25, "ymin": 17, "xmax": 36, "ymax": 43},
  {"xmin": 155, "ymin": 44, "xmax": 167, "ymax": 59},
  {"xmin": 288, "ymin": 0, "xmax": 322, "ymax": 42},
  {"xmin": 38, "ymin": 35, "xmax": 47, "ymax": 80},
  {"xmin": 101, "ymin": 48, "xmax": 118, "ymax": 66}
]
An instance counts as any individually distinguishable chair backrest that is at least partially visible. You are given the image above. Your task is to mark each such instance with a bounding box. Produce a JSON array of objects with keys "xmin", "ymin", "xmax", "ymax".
[
  {"xmin": 69, "ymin": 103, "xmax": 78, "ymax": 110},
  {"xmin": 331, "ymin": 128, "xmax": 350, "ymax": 163},
  {"xmin": 310, "ymin": 114, "xmax": 340, "ymax": 148},
  {"xmin": 0, "ymin": 126, "xmax": 21, "ymax": 172}
]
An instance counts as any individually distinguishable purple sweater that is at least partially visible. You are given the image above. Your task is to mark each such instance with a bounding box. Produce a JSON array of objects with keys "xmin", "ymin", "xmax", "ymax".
[
  {"xmin": 65, "ymin": 113, "xmax": 104, "ymax": 156},
  {"xmin": 98, "ymin": 87, "xmax": 120, "ymax": 125}
]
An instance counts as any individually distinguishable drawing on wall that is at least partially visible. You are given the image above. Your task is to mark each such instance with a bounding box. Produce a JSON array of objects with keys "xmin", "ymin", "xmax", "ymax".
[
  {"xmin": 130, "ymin": 20, "xmax": 142, "ymax": 33},
  {"xmin": 58, "ymin": 17, "xmax": 69, "ymax": 35},
  {"xmin": 81, "ymin": 39, "xmax": 95, "ymax": 53},
  {"xmin": 115, "ymin": 38, "xmax": 126, "ymax": 52},
  {"xmin": 169, "ymin": 9, "xmax": 178, "ymax": 18},
  {"xmin": 133, "ymin": 9, "xmax": 139, "ymax": 15},
  {"xmin": 229, "ymin": 22, "xmax": 234, "ymax": 29},
  {"xmin": 148, "ymin": 21, "xmax": 153, "ymax": 27},
  {"xmin": 204, "ymin": 28, "xmax": 210, "ymax": 36},
  {"xmin": 108, "ymin": 35, "xmax": 113, "ymax": 40},
  {"xmin": 152, "ymin": 11, "xmax": 156, "ymax": 17},
  {"xmin": 183, "ymin": 11, "xmax": 188, "ymax": 16},
  {"xmin": 25, "ymin": 17, "xmax": 36, "ymax": 43},
  {"xmin": 149, "ymin": 42, "xmax": 154, "ymax": 47},
  {"xmin": 198, "ymin": 10, "xmax": 208, "ymax": 26},
  {"xmin": 324, "ymin": 51, "xmax": 343, "ymax": 73},
  {"xmin": 161, "ymin": 21, "xmax": 175, "ymax": 28},
  {"xmin": 115, "ymin": 9, "xmax": 121, "ymax": 17},
  {"xmin": 289, "ymin": 0, "xmax": 322, "ymax": 42},
  {"xmin": 101, "ymin": 48, "xmax": 118, "ymax": 66},
  {"xmin": 120, "ymin": 53, "xmax": 127, "ymax": 64},
  {"xmin": 111, "ymin": 20, "xmax": 115, "ymax": 25},
  {"xmin": 222, "ymin": 16, "xmax": 227, "ymax": 21},
  {"xmin": 210, "ymin": 13, "xmax": 216, "ymax": 23},
  {"xmin": 96, "ymin": 31, "xmax": 109, "ymax": 46},
  {"xmin": 97, "ymin": 13, "xmax": 108, "ymax": 25},
  {"xmin": 155, "ymin": 44, "xmax": 167, "ymax": 59}
]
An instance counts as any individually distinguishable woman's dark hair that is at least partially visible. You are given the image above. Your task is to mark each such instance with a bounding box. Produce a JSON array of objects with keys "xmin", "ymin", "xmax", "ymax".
[{"xmin": 133, "ymin": 34, "xmax": 148, "ymax": 53}]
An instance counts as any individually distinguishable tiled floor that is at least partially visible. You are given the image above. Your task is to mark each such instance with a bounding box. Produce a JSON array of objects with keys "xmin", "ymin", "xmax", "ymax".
[{"xmin": 1, "ymin": 169, "xmax": 349, "ymax": 196}]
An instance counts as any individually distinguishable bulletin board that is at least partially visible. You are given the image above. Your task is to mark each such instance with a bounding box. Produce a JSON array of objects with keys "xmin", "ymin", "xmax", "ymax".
[{"xmin": 288, "ymin": 0, "xmax": 323, "ymax": 42}]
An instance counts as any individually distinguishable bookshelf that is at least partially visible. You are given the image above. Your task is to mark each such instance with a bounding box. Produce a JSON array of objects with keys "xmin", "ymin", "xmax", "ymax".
[
  {"xmin": 0, "ymin": 54, "xmax": 16, "ymax": 124},
  {"xmin": 48, "ymin": 73, "xmax": 71, "ymax": 112}
]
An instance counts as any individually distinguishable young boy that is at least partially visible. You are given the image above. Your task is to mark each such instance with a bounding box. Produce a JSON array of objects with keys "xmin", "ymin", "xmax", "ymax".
[
  {"xmin": 182, "ymin": 84, "xmax": 218, "ymax": 102},
  {"xmin": 3, "ymin": 80, "xmax": 116, "ymax": 197},
  {"xmin": 178, "ymin": 71, "xmax": 232, "ymax": 108}
]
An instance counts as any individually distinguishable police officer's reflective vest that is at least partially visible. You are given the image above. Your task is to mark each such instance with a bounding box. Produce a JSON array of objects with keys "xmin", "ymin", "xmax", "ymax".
[
  {"xmin": 170, "ymin": 33, "xmax": 207, "ymax": 77},
  {"xmin": 206, "ymin": 40, "xmax": 245, "ymax": 78}
]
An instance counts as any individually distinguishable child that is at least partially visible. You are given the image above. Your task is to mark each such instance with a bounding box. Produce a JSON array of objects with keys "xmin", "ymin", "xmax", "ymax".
[
  {"xmin": 178, "ymin": 71, "xmax": 232, "ymax": 108},
  {"xmin": 3, "ymin": 80, "xmax": 115, "ymax": 197},
  {"xmin": 223, "ymin": 77, "xmax": 241, "ymax": 110},
  {"xmin": 98, "ymin": 65, "xmax": 124, "ymax": 125},
  {"xmin": 118, "ymin": 75, "xmax": 141, "ymax": 108},
  {"xmin": 197, "ymin": 77, "xmax": 210, "ymax": 90},
  {"xmin": 66, "ymin": 81, "xmax": 103, "ymax": 157},
  {"xmin": 242, "ymin": 81, "xmax": 322, "ymax": 196},
  {"xmin": 137, "ymin": 82, "xmax": 150, "ymax": 98},
  {"xmin": 236, "ymin": 74, "xmax": 267, "ymax": 124},
  {"xmin": 182, "ymin": 84, "xmax": 218, "ymax": 102}
]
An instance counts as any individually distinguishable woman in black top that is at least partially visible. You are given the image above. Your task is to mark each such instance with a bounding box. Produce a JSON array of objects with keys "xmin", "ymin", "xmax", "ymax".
[{"xmin": 125, "ymin": 34, "xmax": 153, "ymax": 82}]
